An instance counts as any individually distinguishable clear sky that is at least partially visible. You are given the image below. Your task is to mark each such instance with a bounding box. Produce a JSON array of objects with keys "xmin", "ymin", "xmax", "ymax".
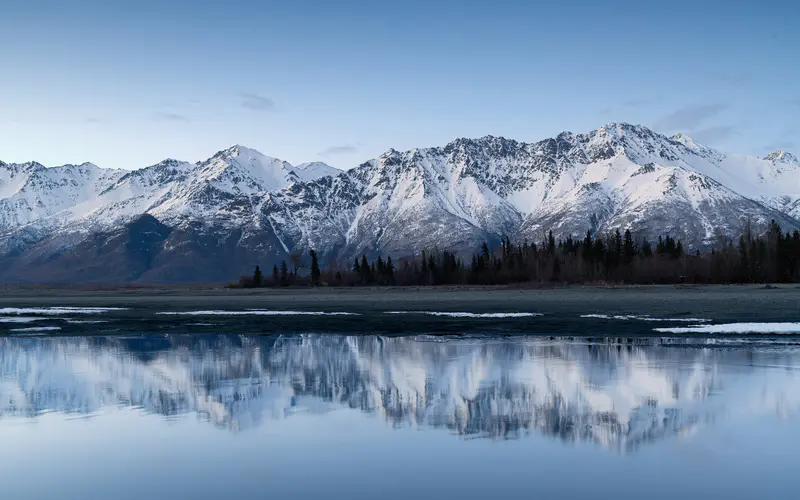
[{"xmin": 2, "ymin": 0, "xmax": 798, "ymax": 170}]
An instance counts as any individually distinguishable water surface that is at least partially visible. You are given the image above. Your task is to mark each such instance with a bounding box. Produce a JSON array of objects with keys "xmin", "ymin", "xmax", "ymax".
[{"xmin": 1, "ymin": 333, "xmax": 798, "ymax": 499}]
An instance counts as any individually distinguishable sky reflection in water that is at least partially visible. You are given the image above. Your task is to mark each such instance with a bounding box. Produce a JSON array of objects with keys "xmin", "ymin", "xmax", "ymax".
[{"xmin": 1, "ymin": 334, "xmax": 798, "ymax": 499}]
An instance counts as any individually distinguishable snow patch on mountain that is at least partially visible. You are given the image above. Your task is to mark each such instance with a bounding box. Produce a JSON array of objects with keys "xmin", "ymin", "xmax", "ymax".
[
  {"xmin": 0, "ymin": 148, "xmax": 343, "ymax": 236},
  {"xmin": 1, "ymin": 124, "xmax": 799, "ymax": 282},
  {"xmin": 0, "ymin": 162, "xmax": 125, "ymax": 232}
]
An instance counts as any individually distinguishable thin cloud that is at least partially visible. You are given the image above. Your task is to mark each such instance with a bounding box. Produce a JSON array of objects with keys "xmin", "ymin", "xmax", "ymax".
[
  {"xmin": 240, "ymin": 92, "xmax": 275, "ymax": 111},
  {"xmin": 763, "ymin": 140, "xmax": 796, "ymax": 152},
  {"xmin": 600, "ymin": 99, "xmax": 650, "ymax": 116},
  {"xmin": 320, "ymin": 145, "xmax": 358, "ymax": 156},
  {"xmin": 708, "ymin": 71, "xmax": 752, "ymax": 87},
  {"xmin": 153, "ymin": 112, "xmax": 190, "ymax": 122},
  {"xmin": 621, "ymin": 99, "xmax": 651, "ymax": 108},
  {"xmin": 789, "ymin": 99, "xmax": 800, "ymax": 107},
  {"xmin": 691, "ymin": 125, "xmax": 737, "ymax": 145},
  {"xmin": 85, "ymin": 117, "xmax": 101, "ymax": 124},
  {"xmin": 654, "ymin": 103, "xmax": 728, "ymax": 132}
]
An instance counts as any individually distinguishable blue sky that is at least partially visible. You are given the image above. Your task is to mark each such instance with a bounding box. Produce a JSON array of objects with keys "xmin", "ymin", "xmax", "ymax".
[{"xmin": 2, "ymin": 0, "xmax": 798, "ymax": 170}]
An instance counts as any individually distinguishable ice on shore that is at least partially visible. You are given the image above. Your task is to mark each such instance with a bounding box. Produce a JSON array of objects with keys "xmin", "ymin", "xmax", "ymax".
[
  {"xmin": 0, "ymin": 307, "xmax": 127, "ymax": 315},
  {"xmin": 581, "ymin": 314, "xmax": 710, "ymax": 322},
  {"xmin": 387, "ymin": 311, "xmax": 542, "ymax": 318},
  {"xmin": 157, "ymin": 310, "xmax": 358, "ymax": 316},
  {"xmin": 654, "ymin": 323, "xmax": 800, "ymax": 334}
]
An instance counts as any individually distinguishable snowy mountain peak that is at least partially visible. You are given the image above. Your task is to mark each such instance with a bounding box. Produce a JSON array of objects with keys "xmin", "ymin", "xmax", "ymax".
[
  {"xmin": 377, "ymin": 148, "xmax": 402, "ymax": 164},
  {"xmin": 670, "ymin": 132, "xmax": 701, "ymax": 147},
  {"xmin": 209, "ymin": 144, "xmax": 280, "ymax": 167},
  {"xmin": 187, "ymin": 144, "xmax": 341, "ymax": 194},
  {"xmin": 597, "ymin": 122, "xmax": 636, "ymax": 136},
  {"xmin": 592, "ymin": 122, "xmax": 654, "ymax": 142},
  {"xmin": 215, "ymin": 144, "xmax": 251, "ymax": 158},
  {"xmin": 50, "ymin": 162, "xmax": 105, "ymax": 175},
  {"xmin": 2, "ymin": 161, "xmax": 46, "ymax": 173},
  {"xmin": 574, "ymin": 122, "xmax": 664, "ymax": 163},
  {"xmin": 60, "ymin": 162, "xmax": 98, "ymax": 169},
  {"xmin": 155, "ymin": 158, "xmax": 190, "ymax": 168},
  {"xmin": 547, "ymin": 123, "xmax": 688, "ymax": 165},
  {"xmin": 764, "ymin": 150, "xmax": 799, "ymax": 166},
  {"xmin": 1, "ymin": 123, "xmax": 799, "ymax": 283},
  {"xmin": 447, "ymin": 135, "xmax": 520, "ymax": 151},
  {"xmin": 199, "ymin": 145, "xmax": 298, "ymax": 192},
  {"xmin": 295, "ymin": 161, "xmax": 341, "ymax": 178},
  {"xmin": 206, "ymin": 146, "xmax": 341, "ymax": 183}
]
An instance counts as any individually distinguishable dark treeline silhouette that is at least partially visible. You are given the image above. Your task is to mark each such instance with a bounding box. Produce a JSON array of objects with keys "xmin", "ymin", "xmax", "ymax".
[{"xmin": 236, "ymin": 220, "xmax": 800, "ymax": 287}]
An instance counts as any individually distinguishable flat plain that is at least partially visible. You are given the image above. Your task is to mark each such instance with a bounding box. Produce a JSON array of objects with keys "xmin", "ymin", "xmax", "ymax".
[{"xmin": 0, "ymin": 284, "xmax": 798, "ymax": 336}]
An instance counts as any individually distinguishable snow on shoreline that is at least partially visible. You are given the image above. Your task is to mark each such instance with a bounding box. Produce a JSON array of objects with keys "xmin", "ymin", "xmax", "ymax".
[
  {"xmin": 581, "ymin": 314, "xmax": 711, "ymax": 322},
  {"xmin": 9, "ymin": 326, "xmax": 63, "ymax": 332},
  {"xmin": 157, "ymin": 310, "xmax": 358, "ymax": 316},
  {"xmin": 0, "ymin": 307, "xmax": 127, "ymax": 315},
  {"xmin": 0, "ymin": 317, "xmax": 47, "ymax": 323},
  {"xmin": 386, "ymin": 311, "xmax": 542, "ymax": 318},
  {"xmin": 654, "ymin": 323, "xmax": 800, "ymax": 334}
]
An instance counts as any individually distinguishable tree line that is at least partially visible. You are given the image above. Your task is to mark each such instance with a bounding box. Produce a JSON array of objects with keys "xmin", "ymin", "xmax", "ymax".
[{"xmin": 237, "ymin": 220, "xmax": 800, "ymax": 287}]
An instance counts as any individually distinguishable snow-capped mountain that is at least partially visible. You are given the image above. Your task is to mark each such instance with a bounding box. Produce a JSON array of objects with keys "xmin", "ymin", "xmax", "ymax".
[
  {"xmin": 262, "ymin": 123, "xmax": 799, "ymax": 260},
  {"xmin": 0, "ymin": 123, "xmax": 798, "ymax": 282},
  {"xmin": 0, "ymin": 161, "xmax": 125, "ymax": 232},
  {"xmin": 58, "ymin": 145, "xmax": 342, "ymax": 229}
]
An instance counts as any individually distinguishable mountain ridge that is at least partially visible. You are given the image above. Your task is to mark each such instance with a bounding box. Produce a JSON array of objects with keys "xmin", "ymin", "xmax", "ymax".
[{"xmin": 1, "ymin": 122, "xmax": 799, "ymax": 283}]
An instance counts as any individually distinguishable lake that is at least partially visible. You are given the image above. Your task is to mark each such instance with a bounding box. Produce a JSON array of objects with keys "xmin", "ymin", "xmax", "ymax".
[
  {"xmin": 2, "ymin": 334, "xmax": 800, "ymax": 499},
  {"xmin": 0, "ymin": 288, "xmax": 799, "ymax": 499}
]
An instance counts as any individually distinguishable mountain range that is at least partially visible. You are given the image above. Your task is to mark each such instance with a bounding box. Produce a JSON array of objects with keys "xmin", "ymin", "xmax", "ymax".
[{"xmin": 1, "ymin": 123, "xmax": 799, "ymax": 283}]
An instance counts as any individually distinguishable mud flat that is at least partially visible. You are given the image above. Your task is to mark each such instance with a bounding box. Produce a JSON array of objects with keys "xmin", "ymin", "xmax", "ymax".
[{"xmin": 0, "ymin": 284, "xmax": 797, "ymax": 336}]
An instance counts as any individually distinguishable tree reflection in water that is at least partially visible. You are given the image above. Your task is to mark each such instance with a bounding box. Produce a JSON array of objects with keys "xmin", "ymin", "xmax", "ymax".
[{"xmin": 1, "ymin": 334, "xmax": 798, "ymax": 453}]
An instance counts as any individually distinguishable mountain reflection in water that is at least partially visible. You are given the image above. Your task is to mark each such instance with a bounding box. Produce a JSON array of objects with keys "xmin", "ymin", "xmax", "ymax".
[{"xmin": 1, "ymin": 334, "xmax": 798, "ymax": 452}]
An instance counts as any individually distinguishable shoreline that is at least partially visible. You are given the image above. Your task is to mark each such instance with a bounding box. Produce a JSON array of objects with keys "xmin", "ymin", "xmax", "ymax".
[
  {"xmin": 0, "ymin": 282, "xmax": 797, "ymax": 295},
  {"xmin": 0, "ymin": 285, "xmax": 797, "ymax": 337}
]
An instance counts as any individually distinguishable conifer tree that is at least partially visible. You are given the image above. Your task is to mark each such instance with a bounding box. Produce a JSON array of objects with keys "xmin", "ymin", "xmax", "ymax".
[
  {"xmin": 280, "ymin": 260, "xmax": 289, "ymax": 284},
  {"xmin": 551, "ymin": 256, "xmax": 560, "ymax": 281},
  {"xmin": 675, "ymin": 240, "xmax": 684, "ymax": 259},
  {"xmin": 582, "ymin": 231, "xmax": 593, "ymax": 260},
  {"xmin": 253, "ymin": 265, "xmax": 263, "ymax": 287},
  {"xmin": 309, "ymin": 249, "xmax": 321, "ymax": 286},
  {"xmin": 376, "ymin": 256, "xmax": 385, "ymax": 282},
  {"xmin": 623, "ymin": 229, "xmax": 635, "ymax": 264},
  {"xmin": 243, "ymin": 221, "xmax": 800, "ymax": 288},
  {"xmin": 641, "ymin": 238, "xmax": 653, "ymax": 257},
  {"xmin": 385, "ymin": 255, "xmax": 395, "ymax": 284},
  {"xmin": 360, "ymin": 255, "xmax": 370, "ymax": 284}
]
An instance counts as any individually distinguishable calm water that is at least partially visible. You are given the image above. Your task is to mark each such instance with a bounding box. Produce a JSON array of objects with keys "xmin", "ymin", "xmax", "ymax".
[{"xmin": 1, "ymin": 334, "xmax": 799, "ymax": 499}]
